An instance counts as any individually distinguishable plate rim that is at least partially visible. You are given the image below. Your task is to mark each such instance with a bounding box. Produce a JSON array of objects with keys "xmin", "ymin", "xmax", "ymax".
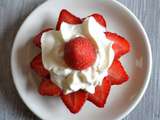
[
  {"xmin": 10, "ymin": 0, "xmax": 152, "ymax": 120},
  {"xmin": 111, "ymin": 1, "xmax": 152, "ymax": 119}
]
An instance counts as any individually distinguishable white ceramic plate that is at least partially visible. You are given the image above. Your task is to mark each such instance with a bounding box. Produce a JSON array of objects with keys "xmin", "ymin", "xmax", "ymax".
[{"xmin": 11, "ymin": 0, "xmax": 152, "ymax": 120}]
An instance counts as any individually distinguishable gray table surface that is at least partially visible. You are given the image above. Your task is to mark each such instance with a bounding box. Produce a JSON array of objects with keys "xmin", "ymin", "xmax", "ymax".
[{"xmin": 0, "ymin": 0, "xmax": 159, "ymax": 120}]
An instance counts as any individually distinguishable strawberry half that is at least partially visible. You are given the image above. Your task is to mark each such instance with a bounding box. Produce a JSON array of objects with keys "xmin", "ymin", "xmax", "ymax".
[
  {"xmin": 105, "ymin": 32, "xmax": 130, "ymax": 59},
  {"xmin": 108, "ymin": 60, "xmax": 129, "ymax": 85},
  {"xmin": 61, "ymin": 91, "xmax": 88, "ymax": 113},
  {"xmin": 84, "ymin": 13, "xmax": 107, "ymax": 28},
  {"xmin": 33, "ymin": 28, "xmax": 53, "ymax": 48},
  {"xmin": 30, "ymin": 53, "xmax": 50, "ymax": 78},
  {"xmin": 87, "ymin": 77, "xmax": 111, "ymax": 107},
  {"xmin": 56, "ymin": 9, "xmax": 82, "ymax": 30},
  {"xmin": 39, "ymin": 79, "xmax": 61, "ymax": 96}
]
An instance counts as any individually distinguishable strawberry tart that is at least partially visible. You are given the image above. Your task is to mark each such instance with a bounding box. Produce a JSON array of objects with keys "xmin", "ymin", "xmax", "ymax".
[{"xmin": 31, "ymin": 9, "xmax": 130, "ymax": 113}]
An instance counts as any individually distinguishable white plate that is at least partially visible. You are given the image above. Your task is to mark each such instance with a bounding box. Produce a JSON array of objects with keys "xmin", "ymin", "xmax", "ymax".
[{"xmin": 11, "ymin": 0, "xmax": 152, "ymax": 120}]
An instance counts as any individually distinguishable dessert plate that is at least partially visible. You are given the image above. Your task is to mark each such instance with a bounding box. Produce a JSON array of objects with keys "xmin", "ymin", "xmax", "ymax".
[{"xmin": 11, "ymin": 0, "xmax": 152, "ymax": 120}]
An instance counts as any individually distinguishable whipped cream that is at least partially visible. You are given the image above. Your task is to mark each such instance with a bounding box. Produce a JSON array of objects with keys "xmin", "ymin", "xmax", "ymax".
[{"xmin": 41, "ymin": 17, "xmax": 115, "ymax": 94}]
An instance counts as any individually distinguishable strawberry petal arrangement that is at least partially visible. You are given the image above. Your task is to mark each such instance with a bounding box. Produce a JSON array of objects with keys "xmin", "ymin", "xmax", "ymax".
[{"xmin": 31, "ymin": 9, "xmax": 130, "ymax": 113}]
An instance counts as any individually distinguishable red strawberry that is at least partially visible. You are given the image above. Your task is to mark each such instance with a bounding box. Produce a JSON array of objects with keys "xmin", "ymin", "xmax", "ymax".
[
  {"xmin": 56, "ymin": 9, "xmax": 82, "ymax": 30},
  {"xmin": 39, "ymin": 79, "xmax": 61, "ymax": 96},
  {"xmin": 105, "ymin": 32, "xmax": 130, "ymax": 59},
  {"xmin": 61, "ymin": 91, "xmax": 88, "ymax": 113},
  {"xmin": 33, "ymin": 28, "xmax": 53, "ymax": 48},
  {"xmin": 64, "ymin": 37, "xmax": 96, "ymax": 70},
  {"xmin": 108, "ymin": 60, "xmax": 129, "ymax": 85},
  {"xmin": 30, "ymin": 53, "xmax": 50, "ymax": 78},
  {"xmin": 87, "ymin": 77, "xmax": 111, "ymax": 107},
  {"xmin": 84, "ymin": 13, "xmax": 106, "ymax": 28}
]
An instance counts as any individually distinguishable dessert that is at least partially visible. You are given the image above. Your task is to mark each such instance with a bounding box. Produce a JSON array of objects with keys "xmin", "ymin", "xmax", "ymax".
[{"xmin": 31, "ymin": 9, "xmax": 130, "ymax": 113}]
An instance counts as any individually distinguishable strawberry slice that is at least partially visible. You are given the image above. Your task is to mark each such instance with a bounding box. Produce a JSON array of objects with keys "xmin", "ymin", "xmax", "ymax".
[
  {"xmin": 108, "ymin": 60, "xmax": 129, "ymax": 85},
  {"xmin": 87, "ymin": 13, "xmax": 106, "ymax": 27},
  {"xmin": 39, "ymin": 79, "xmax": 61, "ymax": 96},
  {"xmin": 87, "ymin": 77, "xmax": 111, "ymax": 107},
  {"xmin": 30, "ymin": 53, "xmax": 50, "ymax": 78},
  {"xmin": 61, "ymin": 91, "xmax": 88, "ymax": 113},
  {"xmin": 105, "ymin": 32, "xmax": 130, "ymax": 59},
  {"xmin": 33, "ymin": 28, "xmax": 53, "ymax": 48},
  {"xmin": 56, "ymin": 9, "xmax": 82, "ymax": 30}
]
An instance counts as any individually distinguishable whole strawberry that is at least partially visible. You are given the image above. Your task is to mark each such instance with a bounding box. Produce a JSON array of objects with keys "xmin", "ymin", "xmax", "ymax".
[{"xmin": 64, "ymin": 37, "xmax": 96, "ymax": 70}]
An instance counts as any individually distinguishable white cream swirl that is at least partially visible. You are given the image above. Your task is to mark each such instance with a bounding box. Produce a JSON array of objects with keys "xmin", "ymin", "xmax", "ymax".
[{"xmin": 41, "ymin": 17, "xmax": 114, "ymax": 94}]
